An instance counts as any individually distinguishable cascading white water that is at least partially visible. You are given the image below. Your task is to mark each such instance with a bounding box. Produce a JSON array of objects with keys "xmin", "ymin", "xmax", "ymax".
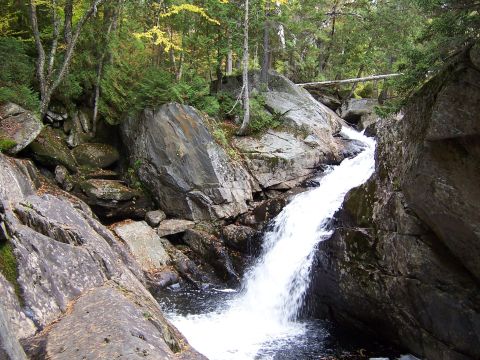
[{"xmin": 167, "ymin": 127, "xmax": 376, "ymax": 360}]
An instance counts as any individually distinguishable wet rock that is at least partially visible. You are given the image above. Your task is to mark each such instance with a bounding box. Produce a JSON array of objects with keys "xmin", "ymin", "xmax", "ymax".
[
  {"xmin": 145, "ymin": 210, "xmax": 167, "ymax": 227},
  {"xmin": 308, "ymin": 46, "xmax": 480, "ymax": 360},
  {"xmin": 159, "ymin": 238, "xmax": 211, "ymax": 285},
  {"xmin": 72, "ymin": 143, "xmax": 120, "ymax": 169},
  {"xmin": 29, "ymin": 126, "xmax": 77, "ymax": 172},
  {"xmin": 0, "ymin": 103, "xmax": 43, "ymax": 155},
  {"xmin": 146, "ymin": 268, "xmax": 180, "ymax": 293},
  {"xmin": 183, "ymin": 229, "xmax": 239, "ymax": 283},
  {"xmin": 112, "ymin": 221, "xmax": 170, "ymax": 271},
  {"xmin": 222, "ymin": 224, "xmax": 257, "ymax": 254},
  {"xmin": 157, "ymin": 219, "xmax": 195, "ymax": 237},
  {"xmin": 121, "ymin": 103, "xmax": 254, "ymax": 220}
]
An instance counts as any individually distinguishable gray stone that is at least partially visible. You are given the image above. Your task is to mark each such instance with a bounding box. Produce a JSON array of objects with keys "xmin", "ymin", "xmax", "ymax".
[
  {"xmin": 0, "ymin": 303, "xmax": 28, "ymax": 360},
  {"xmin": 0, "ymin": 151, "xmax": 205, "ymax": 359},
  {"xmin": 0, "ymin": 154, "xmax": 40, "ymax": 203},
  {"xmin": 0, "ymin": 103, "xmax": 43, "ymax": 155},
  {"xmin": 157, "ymin": 219, "xmax": 195, "ymax": 237},
  {"xmin": 27, "ymin": 286, "xmax": 207, "ymax": 360},
  {"xmin": 81, "ymin": 179, "xmax": 136, "ymax": 201},
  {"xmin": 337, "ymin": 98, "xmax": 378, "ymax": 124},
  {"xmin": 121, "ymin": 103, "xmax": 254, "ymax": 220},
  {"xmin": 308, "ymin": 46, "xmax": 480, "ymax": 360},
  {"xmin": 233, "ymin": 130, "xmax": 333, "ymax": 189},
  {"xmin": 113, "ymin": 220, "xmax": 170, "ymax": 271},
  {"xmin": 79, "ymin": 179, "xmax": 152, "ymax": 220},
  {"xmin": 29, "ymin": 126, "xmax": 78, "ymax": 172},
  {"xmin": 145, "ymin": 210, "xmax": 167, "ymax": 227},
  {"xmin": 0, "ymin": 274, "xmax": 36, "ymax": 339},
  {"xmin": 54, "ymin": 165, "xmax": 73, "ymax": 191},
  {"xmin": 72, "ymin": 143, "xmax": 120, "ymax": 168},
  {"xmin": 66, "ymin": 110, "xmax": 94, "ymax": 147}
]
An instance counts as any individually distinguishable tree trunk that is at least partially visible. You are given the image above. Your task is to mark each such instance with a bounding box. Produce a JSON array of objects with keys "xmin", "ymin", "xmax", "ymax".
[
  {"xmin": 29, "ymin": 0, "xmax": 107, "ymax": 119},
  {"xmin": 260, "ymin": 4, "xmax": 270, "ymax": 87},
  {"xmin": 226, "ymin": 34, "xmax": 233, "ymax": 75},
  {"xmin": 238, "ymin": 0, "xmax": 250, "ymax": 136},
  {"xmin": 92, "ymin": 6, "xmax": 118, "ymax": 135}
]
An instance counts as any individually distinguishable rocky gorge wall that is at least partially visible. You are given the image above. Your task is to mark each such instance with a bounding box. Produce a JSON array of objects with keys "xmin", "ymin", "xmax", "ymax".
[
  {"xmin": 0, "ymin": 70, "xmax": 359, "ymax": 358},
  {"xmin": 307, "ymin": 44, "xmax": 480, "ymax": 360}
]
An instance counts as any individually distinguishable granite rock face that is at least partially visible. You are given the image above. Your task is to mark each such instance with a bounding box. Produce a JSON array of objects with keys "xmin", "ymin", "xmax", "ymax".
[
  {"xmin": 308, "ymin": 45, "xmax": 480, "ymax": 360},
  {"xmin": 0, "ymin": 153, "xmax": 206, "ymax": 359},
  {"xmin": 121, "ymin": 103, "xmax": 254, "ymax": 221},
  {"xmin": 232, "ymin": 72, "xmax": 346, "ymax": 190}
]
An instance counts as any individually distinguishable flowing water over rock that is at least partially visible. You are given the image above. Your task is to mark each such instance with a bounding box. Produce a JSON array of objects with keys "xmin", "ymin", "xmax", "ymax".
[{"xmin": 162, "ymin": 127, "xmax": 376, "ymax": 359}]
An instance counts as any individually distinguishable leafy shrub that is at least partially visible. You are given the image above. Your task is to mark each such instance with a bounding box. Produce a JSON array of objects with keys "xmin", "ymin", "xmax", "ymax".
[{"xmin": 0, "ymin": 37, "xmax": 39, "ymax": 112}]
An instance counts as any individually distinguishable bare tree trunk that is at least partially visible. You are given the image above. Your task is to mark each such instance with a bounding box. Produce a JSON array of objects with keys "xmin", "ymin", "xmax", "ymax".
[
  {"xmin": 64, "ymin": 0, "xmax": 73, "ymax": 43},
  {"xmin": 238, "ymin": 0, "xmax": 250, "ymax": 136},
  {"xmin": 226, "ymin": 34, "xmax": 233, "ymax": 75},
  {"xmin": 321, "ymin": 0, "xmax": 339, "ymax": 72},
  {"xmin": 29, "ymin": 0, "xmax": 107, "ymax": 119},
  {"xmin": 260, "ymin": 3, "xmax": 270, "ymax": 87},
  {"xmin": 92, "ymin": 5, "xmax": 118, "ymax": 135}
]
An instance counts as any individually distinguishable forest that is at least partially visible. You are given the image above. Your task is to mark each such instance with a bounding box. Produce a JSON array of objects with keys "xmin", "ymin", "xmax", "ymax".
[
  {"xmin": 1, "ymin": 1, "xmax": 480, "ymax": 359},
  {"xmin": 1, "ymin": 0, "xmax": 478, "ymax": 134}
]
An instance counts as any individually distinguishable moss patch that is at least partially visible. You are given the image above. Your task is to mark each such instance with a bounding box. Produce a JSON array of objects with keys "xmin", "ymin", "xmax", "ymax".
[{"xmin": 0, "ymin": 239, "xmax": 22, "ymax": 302}]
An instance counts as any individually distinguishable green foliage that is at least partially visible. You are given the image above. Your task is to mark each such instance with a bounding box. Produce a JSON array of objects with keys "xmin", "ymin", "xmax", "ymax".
[
  {"xmin": 0, "ymin": 137, "xmax": 16, "ymax": 152},
  {"xmin": 0, "ymin": 37, "xmax": 39, "ymax": 111},
  {"xmin": 248, "ymin": 94, "xmax": 281, "ymax": 134}
]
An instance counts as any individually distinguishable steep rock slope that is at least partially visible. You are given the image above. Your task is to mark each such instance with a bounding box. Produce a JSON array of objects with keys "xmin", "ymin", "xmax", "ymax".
[
  {"xmin": 0, "ymin": 153, "xmax": 206, "ymax": 359},
  {"xmin": 308, "ymin": 44, "xmax": 480, "ymax": 360}
]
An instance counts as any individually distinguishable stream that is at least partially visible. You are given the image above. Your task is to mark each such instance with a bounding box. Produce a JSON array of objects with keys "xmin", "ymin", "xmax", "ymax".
[{"xmin": 158, "ymin": 128, "xmax": 392, "ymax": 359}]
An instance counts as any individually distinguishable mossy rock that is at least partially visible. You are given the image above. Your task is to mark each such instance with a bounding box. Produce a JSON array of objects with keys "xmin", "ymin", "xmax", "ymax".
[
  {"xmin": 0, "ymin": 102, "xmax": 43, "ymax": 155},
  {"xmin": 80, "ymin": 179, "xmax": 139, "ymax": 201},
  {"xmin": 72, "ymin": 143, "xmax": 119, "ymax": 169},
  {"xmin": 343, "ymin": 178, "xmax": 376, "ymax": 227},
  {"xmin": 29, "ymin": 126, "xmax": 77, "ymax": 172},
  {"xmin": 0, "ymin": 239, "xmax": 21, "ymax": 302}
]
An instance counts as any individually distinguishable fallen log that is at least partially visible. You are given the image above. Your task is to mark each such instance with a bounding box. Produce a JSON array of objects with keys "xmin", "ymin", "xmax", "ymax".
[{"xmin": 297, "ymin": 73, "xmax": 402, "ymax": 87}]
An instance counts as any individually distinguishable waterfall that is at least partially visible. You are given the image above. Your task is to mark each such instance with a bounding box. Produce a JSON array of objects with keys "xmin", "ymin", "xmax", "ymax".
[{"xmin": 167, "ymin": 127, "xmax": 376, "ymax": 360}]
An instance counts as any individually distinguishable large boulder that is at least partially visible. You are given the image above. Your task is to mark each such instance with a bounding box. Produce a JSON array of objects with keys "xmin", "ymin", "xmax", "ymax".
[
  {"xmin": 337, "ymin": 98, "xmax": 378, "ymax": 124},
  {"xmin": 234, "ymin": 130, "xmax": 337, "ymax": 190},
  {"xmin": 72, "ymin": 143, "xmax": 120, "ymax": 168},
  {"xmin": 29, "ymin": 126, "xmax": 77, "ymax": 172},
  {"xmin": 0, "ymin": 153, "xmax": 206, "ymax": 359},
  {"xmin": 308, "ymin": 45, "xmax": 480, "ymax": 360},
  {"xmin": 121, "ymin": 102, "xmax": 254, "ymax": 220},
  {"xmin": 230, "ymin": 72, "xmax": 346, "ymax": 190},
  {"xmin": 78, "ymin": 179, "xmax": 152, "ymax": 219},
  {"xmin": 113, "ymin": 221, "xmax": 170, "ymax": 272},
  {"xmin": 0, "ymin": 103, "xmax": 43, "ymax": 155}
]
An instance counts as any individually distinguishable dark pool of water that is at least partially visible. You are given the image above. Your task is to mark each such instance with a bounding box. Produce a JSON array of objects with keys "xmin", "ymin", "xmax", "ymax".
[{"xmin": 156, "ymin": 285, "xmax": 402, "ymax": 360}]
